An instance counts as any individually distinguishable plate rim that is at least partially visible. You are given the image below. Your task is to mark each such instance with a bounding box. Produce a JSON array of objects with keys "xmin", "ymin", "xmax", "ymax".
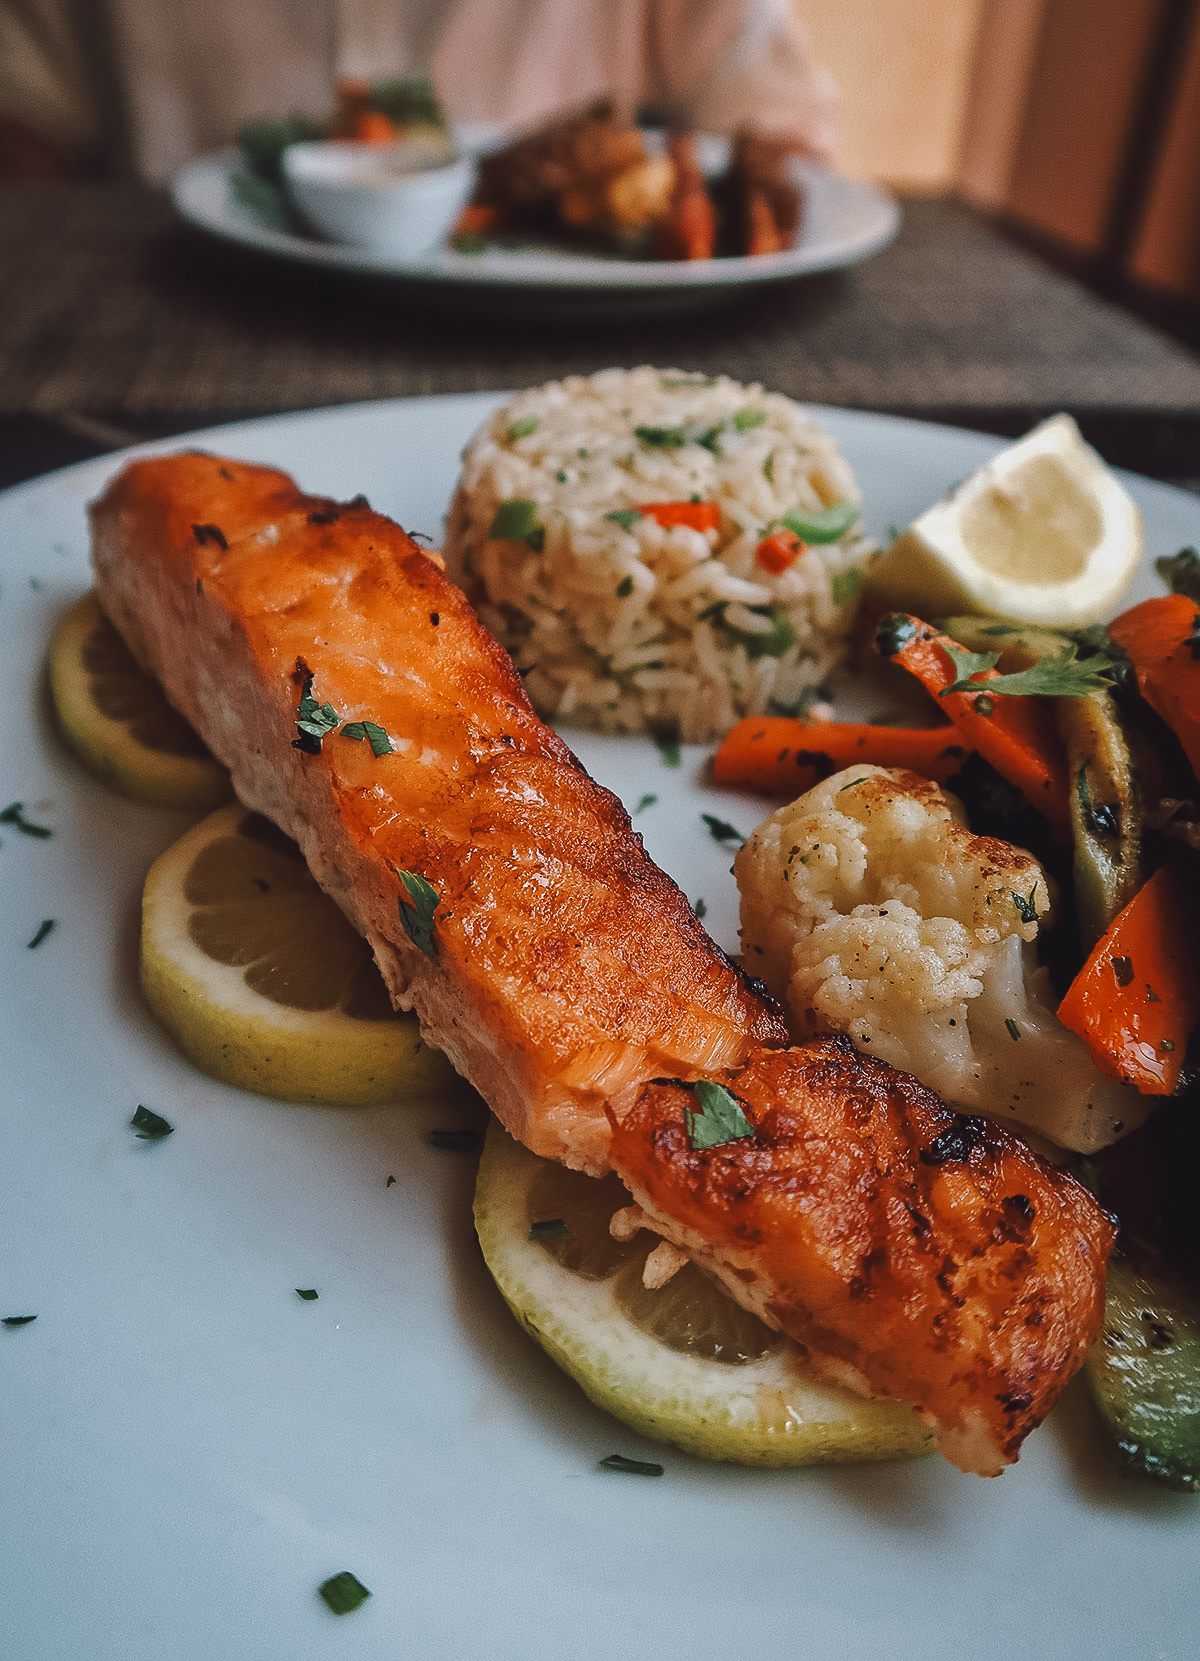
[
  {"xmin": 4, "ymin": 392, "xmax": 1199, "ymax": 1661},
  {"xmin": 169, "ymin": 147, "xmax": 901, "ymax": 291}
]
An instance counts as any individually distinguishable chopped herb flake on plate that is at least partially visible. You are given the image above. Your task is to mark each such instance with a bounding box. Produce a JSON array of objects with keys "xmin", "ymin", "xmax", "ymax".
[
  {"xmin": 318, "ymin": 1571, "xmax": 371, "ymax": 1615},
  {"xmin": 130, "ymin": 1104, "xmax": 174, "ymax": 1140}
]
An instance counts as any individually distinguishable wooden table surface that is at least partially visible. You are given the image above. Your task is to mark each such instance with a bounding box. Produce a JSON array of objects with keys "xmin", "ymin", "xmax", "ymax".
[{"xmin": 4, "ymin": 179, "xmax": 1200, "ymax": 489}]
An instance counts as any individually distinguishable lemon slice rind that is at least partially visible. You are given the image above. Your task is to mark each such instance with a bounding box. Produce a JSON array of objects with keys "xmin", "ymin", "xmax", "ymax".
[
  {"xmin": 49, "ymin": 590, "xmax": 233, "ymax": 811},
  {"xmin": 141, "ymin": 804, "xmax": 460, "ymax": 1106},
  {"xmin": 865, "ymin": 415, "xmax": 1143, "ymax": 628},
  {"xmin": 474, "ymin": 1121, "xmax": 932, "ymax": 1467}
]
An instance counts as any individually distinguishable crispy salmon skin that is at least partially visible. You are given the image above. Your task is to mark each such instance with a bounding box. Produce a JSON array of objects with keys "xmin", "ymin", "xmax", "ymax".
[{"xmin": 89, "ymin": 453, "xmax": 786, "ymax": 1172}]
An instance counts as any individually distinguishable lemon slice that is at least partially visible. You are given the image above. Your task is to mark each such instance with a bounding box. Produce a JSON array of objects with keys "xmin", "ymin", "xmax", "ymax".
[
  {"xmin": 141, "ymin": 802, "xmax": 461, "ymax": 1105},
  {"xmin": 49, "ymin": 590, "xmax": 232, "ymax": 810},
  {"xmin": 474, "ymin": 1120, "xmax": 931, "ymax": 1466},
  {"xmin": 865, "ymin": 415, "xmax": 1143, "ymax": 627}
]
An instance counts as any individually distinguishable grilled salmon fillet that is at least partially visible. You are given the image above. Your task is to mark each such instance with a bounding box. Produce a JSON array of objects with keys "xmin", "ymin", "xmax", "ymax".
[
  {"xmin": 89, "ymin": 451, "xmax": 1114, "ymax": 1473},
  {"xmin": 90, "ymin": 453, "xmax": 786, "ymax": 1174},
  {"xmin": 608, "ymin": 1042, "xmax": 1115, "ymax": 1476}
]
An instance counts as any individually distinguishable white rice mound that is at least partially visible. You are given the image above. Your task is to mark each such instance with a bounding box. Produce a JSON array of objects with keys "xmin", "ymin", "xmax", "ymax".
[{"xmin": 443, "ymin": 367, "xmax": 872, "ymax": 743}]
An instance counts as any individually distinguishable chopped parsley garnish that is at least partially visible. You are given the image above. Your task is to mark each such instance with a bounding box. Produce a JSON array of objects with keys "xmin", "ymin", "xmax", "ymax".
[
  {"xmin": 780, "ymin": 500, "xmax": 859, "ymax": 543},
  {"xmin": 1005, "ymin": 1017, "xmax": 1021, "ymax": 1041},
  {"xmin": 616, "ymin": 575, "xmax": 635, "ymax": 598},
  {"xmin": 529, "ymin": 1218, "xmax": 569, "ymax": 1241},
  {"xmin": 831, "ymin": 567, "xmax": 864, "ymax": 607},
  {"xmin": 2, "ymin": 1314, "xmax": 37, "ymax": 1327},
  {"xmin": 939, "ymin": 640, "xmax": 1118, "ymax": 698},
  {"xmin": 875, "ymin": 613, "xmax": 919, "ymax": 656},
  {"xmin": 633, "ymin": 793, "xmax": 658, "ymax": 814},
  {"xmin": 26, "ymin": 919, "xmax": 55, "ymax": 949},
  {"xmin": 318, "ymin": 1572, "xmax": 371, "ymax": 1616},
  {"xmin": 838, "ymin": 776, "xmax": 869, "ymax": 792},
  {"xmin": 341, "ymin": 720, "xmax": 394, "ymax": 756},
  {"xmin": 1012, "ymin": 885, "xmax": 1040, "ymax": 924},
  {"xmin": 606, "ymin": 509, "xmax": 643, "ymax": 530},
  {"xmin": 733, "ymin": 408, "xmax": 767, "ymax": 431},
  {"xmin": 684, "ymin": 1079, "xmax": 755, "ymax": 1150},
  {"xmin": 634, "ymin": 422, "xmax": 722, "ymax": 453},
  {"xmin": 599, "ymin": 1453, "xmax": 664, "ymax": 1476},
  {"xmin": 722, "ymin": 609, "xmax": 796, "ymax": 661},
  {"xmin": 293, "ymin": 677, "xmax": 340, "ymax": 754},
  {"xmin": 295, "ymin": 1288, "xmax": 319, "ymax": 1300},
  {"xmin": 397, "ymin": 870, "xmax": 439, "ymax": 956},
  {"xmin": 648, "ymin": 720, "xmax": 682, "ymax": 768},
  {"xmin": 634, "ymin": 424, "xmax": 688, "ymax": 448},
  {"xmin": 507, "ymin": 416, "xmax": 540, "ymax": 441},
  {"xmin": 191, "ymin": 522, "xmax": 228, "ymax": 550},
  {"xmin": 489, "ymin": 499, "xmax": 541, "ymax": 542},
  {"xmin": 428, "ymin": 1128, "xmax": 481, "ymax": 1151},
  {"xmin": 701, "ymin": 813, "xmax": 746, "ymax": 849},
  {"xmin": 694, "ymin": 897, "xmax": 707, "ymax": 919},
  {"xmin": 130, "ymin": 1104, "xmax": 174, "ymax": 1140},
  {"xmin": 0, "ymin": 802, "xmax": 52, "ymax": 839}
]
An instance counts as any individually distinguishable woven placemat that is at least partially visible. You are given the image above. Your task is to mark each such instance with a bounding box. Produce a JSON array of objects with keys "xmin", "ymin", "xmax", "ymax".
[{"xmin": 4, "ymin": 183, "xmax": 1200, "ymax": 420}]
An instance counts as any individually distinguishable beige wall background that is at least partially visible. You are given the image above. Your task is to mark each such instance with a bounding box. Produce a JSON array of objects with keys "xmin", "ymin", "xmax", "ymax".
[
  {"xmin": 800, "ymin": 0, "xmax": 985, "ymax": 192},
  {"xmin": 802, "ymin": 0, "xmax": 1200, "ymax": 306}
]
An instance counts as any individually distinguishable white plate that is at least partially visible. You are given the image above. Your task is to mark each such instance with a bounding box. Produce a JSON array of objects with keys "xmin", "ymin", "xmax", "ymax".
[
  {"xmin": 2, "ymin": 396, "xmax": 1196, "ymax": 1661},
  {"xmin": 170, "ymin": 143, "xmax": 899, "ymax": 306}
]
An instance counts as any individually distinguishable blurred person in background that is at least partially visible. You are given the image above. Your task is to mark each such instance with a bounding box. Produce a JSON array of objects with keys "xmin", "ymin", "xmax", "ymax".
[{"xmin": 0, "ymin": 0, "xmax": 837, "ymax": 182}]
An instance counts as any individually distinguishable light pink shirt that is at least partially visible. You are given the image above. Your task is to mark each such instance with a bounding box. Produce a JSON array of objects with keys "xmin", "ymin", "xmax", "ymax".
[{"xmin": 102, "ymin": 0, "xmax": 837, "ymax": 180}]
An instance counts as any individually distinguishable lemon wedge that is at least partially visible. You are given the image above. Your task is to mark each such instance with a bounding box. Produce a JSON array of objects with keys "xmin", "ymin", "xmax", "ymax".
[
  {"xmin": 141, "ymin": 802, "xmax": 461, "ymax": 1105},
  {"xmin": 474, "ymin": 1120, "xmax": 932, "ymax": 1466},
  {"xmin": 866, "ymin": 415, "xmax": 1143, "ymax": 627},
  {"xmin": 49, "ymin": 590, "xmax": 233, "ymax": 810}
]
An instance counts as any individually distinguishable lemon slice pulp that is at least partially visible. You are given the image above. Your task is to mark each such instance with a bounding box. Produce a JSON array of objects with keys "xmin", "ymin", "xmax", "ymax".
[
  {"xmin": 141, "ymin": 802, "xmax": 461, "ymax": 1105},
  {"xmin": 474, "ymin": 1120, "xmax": 932, "ymax": 1466},
  {"xmin": 865, "ymin": 415, "xmax": 1143, "ymax": 627},
  {"xmin": 49, "ymin": 590, "xmax": 233, "ymax": 810}
]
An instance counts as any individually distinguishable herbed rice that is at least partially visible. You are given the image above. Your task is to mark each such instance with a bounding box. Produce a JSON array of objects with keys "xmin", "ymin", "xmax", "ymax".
[{"xmin": 443, "ymin": 367, "xmax": 873, "ymax": 743}]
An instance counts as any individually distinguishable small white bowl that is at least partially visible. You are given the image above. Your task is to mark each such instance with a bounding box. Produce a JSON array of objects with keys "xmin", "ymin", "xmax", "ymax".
[{"xmin": 282, "ymin": 139, "xmax": 473, "ymax": 256}]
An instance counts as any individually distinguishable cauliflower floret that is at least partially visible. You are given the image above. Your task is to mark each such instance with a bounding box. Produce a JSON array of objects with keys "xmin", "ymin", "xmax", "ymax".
[{"xmin": 735, "ymin": 765, "xmax": 1147, "ymax": 1153}]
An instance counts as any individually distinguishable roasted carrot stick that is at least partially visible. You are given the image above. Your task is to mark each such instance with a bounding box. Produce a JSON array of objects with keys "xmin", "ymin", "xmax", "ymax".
[
  {"xmin": 1057, "ymin": 863, "xmax": 1200, "ymax": 1095},
  {"xmin": 1107, "ymin": 593, "xmax": 1200, "ymax": 778},
  {"xmin": 875, "ymin": 613, "xmax": 1072, "ymax": 833},
  {"xmin": 711, "ymin": 716, "xmax": 970, "ymax": 794}
]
